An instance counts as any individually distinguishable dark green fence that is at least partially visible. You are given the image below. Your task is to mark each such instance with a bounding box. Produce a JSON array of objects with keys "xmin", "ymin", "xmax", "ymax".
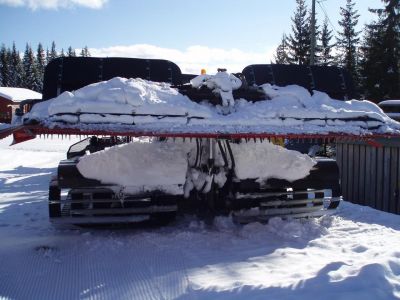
[{"xmin": 336, "ymin": 139, "xmax": 400, "ymax": 214}]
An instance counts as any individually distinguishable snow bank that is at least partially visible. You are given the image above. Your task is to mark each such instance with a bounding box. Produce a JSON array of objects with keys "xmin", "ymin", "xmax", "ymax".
[{"xmin": 24, "ymin": 76, "xmax": 400, "ymax": 136}]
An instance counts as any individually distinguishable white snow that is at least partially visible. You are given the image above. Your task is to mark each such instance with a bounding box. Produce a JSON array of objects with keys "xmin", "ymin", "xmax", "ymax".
[
  {"xmin": 191, "ymin": 72, "xmax": 242, "ymax": 107},
  {"xmin": 0, "ymin": 136, "xmax": 400, "ymax": 299},
  {"xmin": 76, "ymin": 138, "xmax": 316, "ymax": 194},
  {"xmin": 230, "ymin": 140, "xmax": 316, "ymax": 181},
  {"xmin": 22, "ymin": 76, "xmax": 400, "ymax": 136},
  {"xmin": 0, "ymin": 122, "xmax": 11, "ymax": 131},
  {"xmin": 379, "ymin": 100, "xmax": 400, "ymax": 106},
  {"xmin": 0, "ymin": 87, "xmax": 42, "ymax": 102},
  {"xmin": 46, "ymin": 77, "xmax": 211, "ymax": 119},
  {"xmin": 77, "ymin": 139, "xmax": 192, "ymax": 194}
]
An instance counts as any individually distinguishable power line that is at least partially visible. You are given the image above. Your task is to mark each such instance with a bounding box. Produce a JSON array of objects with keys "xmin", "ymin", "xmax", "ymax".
[{"xmin": 317, "ymin": 0, "xmax": 338, "ymax": 32}]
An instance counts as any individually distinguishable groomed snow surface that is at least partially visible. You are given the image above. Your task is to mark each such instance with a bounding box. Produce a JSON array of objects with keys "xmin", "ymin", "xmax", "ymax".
[{"xmin": 1, "ymin": 136, "xmax": 400, "ymax": 300}]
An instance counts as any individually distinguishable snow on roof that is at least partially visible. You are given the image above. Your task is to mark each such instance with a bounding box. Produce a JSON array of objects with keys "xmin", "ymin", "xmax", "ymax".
[
  {"xmin": 379, "ymin": 100, "xmax": 400, "ymax": 106},
  {"xmin": 0, "ymin": 87, "xmax": 42, "ymax": 103}
]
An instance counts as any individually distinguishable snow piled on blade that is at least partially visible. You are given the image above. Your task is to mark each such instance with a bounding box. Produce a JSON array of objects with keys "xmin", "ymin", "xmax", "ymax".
[
  {"xmin": 23, "ymin": 76, "xmax": 400, "ymax": 135},
  {"xmin": 77, "ymin": 138, "xmax": 192, "ymax": 194},
  {"xmin": 76, "ymin": 139, "xmax": 316, "ymax": 193},
  {"xmin": 231, "ymin": 141, "xmax": 316, "ymax": 181}
]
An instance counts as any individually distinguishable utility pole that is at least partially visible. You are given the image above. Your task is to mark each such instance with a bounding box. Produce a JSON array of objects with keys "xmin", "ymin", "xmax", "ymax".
[{"xmin": 310, "ymin": 0, "xmax": 316, "ymax": 65}]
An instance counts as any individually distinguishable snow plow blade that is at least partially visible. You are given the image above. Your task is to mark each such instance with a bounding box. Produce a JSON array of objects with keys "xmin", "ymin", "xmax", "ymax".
[{"xmin": 0, "ymin": 125, "xmax": 36, "ymax": 144}]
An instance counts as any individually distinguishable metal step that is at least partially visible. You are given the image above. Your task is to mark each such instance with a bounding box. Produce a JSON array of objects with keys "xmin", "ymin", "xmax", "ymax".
[
  {"xmin": 51, "ymin": 215, "xmax": 151, "ymax": 224},
  {"xmin": 70, "ymin": 205, "xmax": 177, "ymax": 216},
  {"xmin": 233, "ymin": 208, "xmax": 336, "ymax": 224},
  {"xmin": 234, "ymin": 189, "xmax": 328, "ymax": 200},
  {"xmin": 259, "ymin": 198, "xmax": 324, "ymax": 207}
]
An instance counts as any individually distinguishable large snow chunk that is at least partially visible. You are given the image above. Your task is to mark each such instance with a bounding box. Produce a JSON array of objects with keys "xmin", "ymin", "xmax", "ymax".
[
  {"xmin": 230, "ymin": 140, "xmax": 316, "ymax": 182},
  {"xmin": 76, "ymin": 139, "xmax": 192, "ymax": 194},
  {"xmin": 47, "ymin": 77, "xmax": 212, "ymax": 118}
]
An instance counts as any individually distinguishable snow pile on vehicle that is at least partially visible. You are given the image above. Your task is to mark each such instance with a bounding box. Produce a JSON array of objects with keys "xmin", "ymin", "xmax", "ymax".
[
  {"xmin": 77, "ymin": 138, "xmax": 192, "ymax": 194},
  {"xmin": 23, "ymin": 75, "xmax": 400, "ymax": 135},
  {"xmin": 77, "ymin": 139, "xmax": 316, "ymax": 194},
  {"xmin": 230, "ymin": 141, "xmax": 315, "ymax": 181},
  {"xmin": 191, "ymin": 71, "xmax": 242, "ymax": 107},
  {"xmin": 261, "ymin": 85, "xmax": 389, "ymax": 122},
  {"xmin": 28, "ymin": 77, "xmax": 212, "ymax": 125}
]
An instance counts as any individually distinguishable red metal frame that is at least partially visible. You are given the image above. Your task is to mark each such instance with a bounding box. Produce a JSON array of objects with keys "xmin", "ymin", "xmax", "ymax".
[{"xmin": 2, "ymin": 124, "xmax": 400, "ymax": 145}]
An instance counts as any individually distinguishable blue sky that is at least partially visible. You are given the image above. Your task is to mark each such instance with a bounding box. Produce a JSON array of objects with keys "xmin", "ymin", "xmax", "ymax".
[{"xmin": 0, "ymin": 0, "xmax": 383, "ymax": 73}]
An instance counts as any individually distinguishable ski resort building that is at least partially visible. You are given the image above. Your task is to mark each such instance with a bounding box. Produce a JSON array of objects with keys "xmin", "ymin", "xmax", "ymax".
[{"xmin": 0, "ymin": 87, "xmax": 42, "ymax": 123}]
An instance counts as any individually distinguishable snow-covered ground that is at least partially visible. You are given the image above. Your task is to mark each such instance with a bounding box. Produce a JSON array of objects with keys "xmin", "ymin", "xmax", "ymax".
[{"xmin": 0, "ymin": 136, "xmax": 400, "ymax": 300}]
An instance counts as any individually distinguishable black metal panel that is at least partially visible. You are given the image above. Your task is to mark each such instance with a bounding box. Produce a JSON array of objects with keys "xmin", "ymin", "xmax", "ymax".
[
  {"xmin": 242, "ymin": 64, "xmax": 355, "ymax": 100},
  {"xmin": 42, "ymin": 57, "xmax": 183, "ymax": 100},
  {"xmin": 181, "ymin": 74, "xmax": 197, "ymax": 84},
  {"xmin": 58, "ymin": 159, "xmax": 101, "ymax": 188},
  {"xmin": 242, "ymin": 64, "xmax": 275, "ymax": 87},
  {"xmin": 271, "ymin": 64, "xmax": 313, "ymax": 91},
  {"xmin": 102, "ymin": 58, "xmax": 150, "ymax": 82},
  {"xmin": 311, "ymin": 66, "xmax": 355, "ymax": 100}
]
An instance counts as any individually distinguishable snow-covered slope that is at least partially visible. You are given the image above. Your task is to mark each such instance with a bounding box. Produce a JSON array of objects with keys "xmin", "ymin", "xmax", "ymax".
[{"xmin": 0, "ymin": 136, "xmax": 399, "ymax": 300}]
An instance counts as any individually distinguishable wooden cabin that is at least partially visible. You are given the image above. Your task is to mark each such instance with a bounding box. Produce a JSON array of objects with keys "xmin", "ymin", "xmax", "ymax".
[{"xmin": 0, "ymin": 87, "xmax": 42, "ymax": 123}]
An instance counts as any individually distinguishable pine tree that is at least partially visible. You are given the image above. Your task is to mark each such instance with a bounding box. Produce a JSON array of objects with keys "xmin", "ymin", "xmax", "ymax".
[
  {"xmin": 274, "ymin": 34, "xmax": 290, "ymax": 64},
  {"xmin": 312, "ymin": 11, "xmax": 323, "ymax": 65},
  {"xmin": 320, "ymin": 18, "xmax": 335, "ymax": 66},
  {"xmin": 60, "ymin": 48, "xmax": 65, "ymax": 57},
  {"xmin": 0, "ymin": 45, "xmax": 11, "ymax": 87},
  {"xmin": 22, "ymin": 44, "xmax": 40, "ymax": 92},
  {"xmin": 287, "ymin": 0, "xmax": 311, "ymax": 65},
  {"xmin": 36, "ymin": 43, "xmax": 46, "ymax": 91},
  {"xmin": 48, "ymin": 41, "xmax": 58, "ymax": 62},
  {"xmin": 366, "ymin": 0, "xmax": 400, "ymax": 100},
  {"xmin": 336, "ymin": 0, "xmax": 361, "ymax": 86},
  {"xmin": 9, "ymin": 42, "xmax": 24, "ymax": 87},
  {"xmin": 359, "ymin": 23, "xmax": 381, "ymax": 100},
  {"xmin": 80, "ymin": 46, "xmax": 91, "ymax": 57},
  {"xmin": 67, "ymin": 46, "xmax": 76, "ymax": 57}
]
